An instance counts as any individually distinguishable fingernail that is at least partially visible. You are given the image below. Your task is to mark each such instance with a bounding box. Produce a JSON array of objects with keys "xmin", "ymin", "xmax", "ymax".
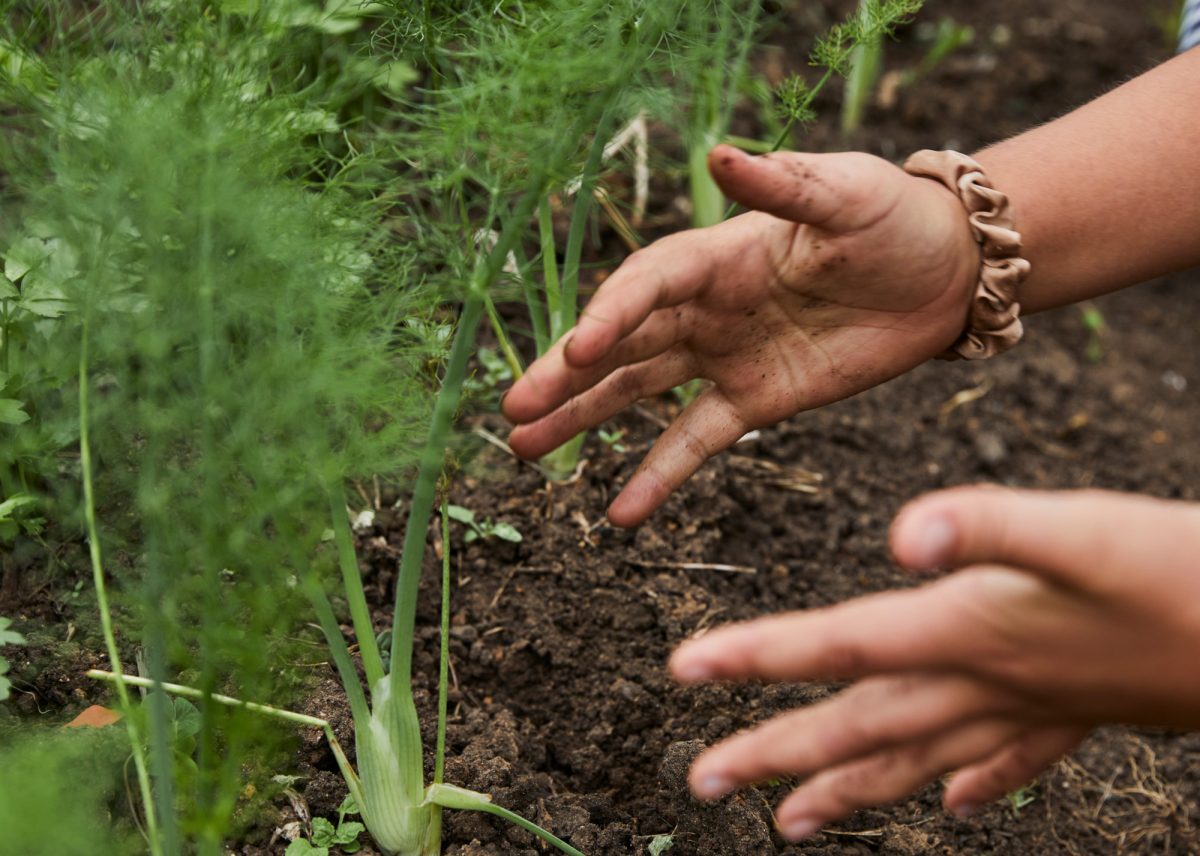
[
  {"xmin": 561, "ymin": 333, "xmax": 576, "ymax": 358},
  {"xmin": 951, "ymin": 802, "xmax": 978, "ymax": 820},
  {"xmin": 911, "ymin": 515, "xmax": 956, "ymax": 569},
  {"xmin": 672, "ymin": 658, "xmax": 714, "ymax": 684},
  {"xmin": 693, "ymin": 774, "xmax": 733, "ymax": 800},
  {"xmin": 780, "ymin": 817, "xmax": 822, "ymax": 841}
]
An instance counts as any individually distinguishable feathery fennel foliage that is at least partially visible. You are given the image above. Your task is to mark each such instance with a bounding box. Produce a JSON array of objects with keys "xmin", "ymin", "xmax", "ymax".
[
  {"xmin": 2, "ymin": 4, "xmax": 434, "ymax": 853},
  {"xmin": 728, "ymin": 0, "xmax": 925, "ymax": 208}
]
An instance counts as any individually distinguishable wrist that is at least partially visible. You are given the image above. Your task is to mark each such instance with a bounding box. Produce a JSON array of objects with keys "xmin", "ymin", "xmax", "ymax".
[
  {"xmin": 904, "ymin": 150, "xmax": 1030, "ymax": 361},
  {"xmin": 916, "ymin": 174, "xmax": 983, "ymax": 340}
]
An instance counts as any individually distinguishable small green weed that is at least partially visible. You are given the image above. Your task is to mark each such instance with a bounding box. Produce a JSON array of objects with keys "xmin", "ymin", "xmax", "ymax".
[
  {"xmin": 1079, "ymin": 303, "xmax": 1106, "ymax": 363},
  {"xmin": 463, "ymin": 346, "xmax": 514, "ymax": 399},
  {"xmin": 447, "ymin": 505, "xmax": 522, "ymax": 544},
  {"xmin": 598, "ymin": 427, "xmax": 627, "ymax": 454},
  {"xmin": 1006, "ymin": 784, "xmax": 1037, "ymax": 817},
  {"xmin": 648, "ymin": 833, "xmax": 675, "ymax": 855},
  {"xmin": 287, "ymin": 794, "xmax": 366, "ymax": 855}
]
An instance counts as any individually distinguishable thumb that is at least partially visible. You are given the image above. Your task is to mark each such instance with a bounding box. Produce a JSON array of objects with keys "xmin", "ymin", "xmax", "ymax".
[
  {"xmin": 707, "ymin": 144, "xmax": 897, "ymax": 232},
  {"xmin": 889, "ymin": 486, "xmax": 1198, "ymax": 587}
]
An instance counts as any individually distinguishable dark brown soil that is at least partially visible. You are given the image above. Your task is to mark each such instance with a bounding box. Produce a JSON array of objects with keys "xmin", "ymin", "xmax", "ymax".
[{"xmin": 8, "ymin": 1, "xmax": 1200, "ymax": 855}]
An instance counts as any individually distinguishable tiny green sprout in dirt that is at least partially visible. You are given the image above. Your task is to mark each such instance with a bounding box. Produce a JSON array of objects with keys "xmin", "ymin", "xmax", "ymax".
[
  {"xmin": 1079, "ymin": 302, "xmax": 1107, "ymax": 363},
  {"xmin": 598, "ymin": 427, "xmax": 628, "ymax": 454},
  {"xmin": 1007, "ymin": 784, "xmax": 1037, "ymax": 817},
  {"xmin": 0, "ymin": 615, "xmax": 27, "ymax": 702},
  {"xmin": 286, "ymin": 793, "xmax": 365, "ymax": 856},
  {"xmin": 647, "ymin": 833, "xmax": 676, "ymax": 855},
  {"xmin": 447, "ymin": 505, "xmax": 522, "ymax": 544}
]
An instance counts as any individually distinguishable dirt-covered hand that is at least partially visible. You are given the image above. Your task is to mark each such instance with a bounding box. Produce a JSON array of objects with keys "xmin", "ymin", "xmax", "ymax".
[
  {"xmin": 502, "ymin": 144, "xmax": 978, "ymax": 526},
  {"xmin": 668, "ymin": 487, "xmax": 1200, "ymax": 840}
]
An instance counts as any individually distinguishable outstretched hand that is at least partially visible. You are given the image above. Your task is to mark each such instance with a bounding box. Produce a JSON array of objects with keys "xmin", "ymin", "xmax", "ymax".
[
  {"xmin": 502, "ymin": 144, "xmax": 978, "ymax": 526},
  {"xmin": 670, "ymin": 487, "xmax": 1200, "ymax": 840}
]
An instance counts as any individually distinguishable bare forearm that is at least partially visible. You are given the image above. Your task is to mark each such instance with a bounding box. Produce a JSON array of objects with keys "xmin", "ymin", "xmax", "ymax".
[{"xmin": 973, "ymin": 48, "xmax": 1200, "ymax": 313}]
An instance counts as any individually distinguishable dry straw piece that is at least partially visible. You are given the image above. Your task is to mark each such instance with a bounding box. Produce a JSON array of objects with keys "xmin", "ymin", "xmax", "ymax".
[{"xmin": 904, "ymin": 149, "xmax": 1031, "ymax": 360}]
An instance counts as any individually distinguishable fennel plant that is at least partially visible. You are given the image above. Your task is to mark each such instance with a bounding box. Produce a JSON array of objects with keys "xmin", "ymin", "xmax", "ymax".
[{"xmin": 4, "ymin": 1, "xmax": 686, "ymax": 854}]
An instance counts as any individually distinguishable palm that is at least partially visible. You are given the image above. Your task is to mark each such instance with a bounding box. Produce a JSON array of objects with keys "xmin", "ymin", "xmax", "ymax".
[{"xmin": 505, "ymin": 146, "xmax": 977, "ymax": 525}]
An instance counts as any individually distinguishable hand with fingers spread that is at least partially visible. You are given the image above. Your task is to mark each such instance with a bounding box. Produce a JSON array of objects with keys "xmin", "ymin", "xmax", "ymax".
[
  {"xmin": 669, "ymin": 487, "xmax": 1200, "ymax": 840},
  {"xmin": 503, "ymin": 144, "xmax": 980, "ymax": 526}
]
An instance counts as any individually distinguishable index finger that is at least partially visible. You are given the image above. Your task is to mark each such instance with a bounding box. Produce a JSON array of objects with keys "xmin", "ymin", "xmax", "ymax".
[
  {"xmin": 561, "ymin": 227, "xmax": 719, "ymax": 368},
  {"xmin": 669, "ymin": 573, "xmax": 995, "ymax": 684}
]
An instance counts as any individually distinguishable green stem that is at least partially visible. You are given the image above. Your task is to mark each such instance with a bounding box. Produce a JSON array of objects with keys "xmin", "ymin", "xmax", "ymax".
[
  {"xmin": 770, "ymin": 67, "xmax": 835, "ymax": 153},
  {"xmin": 841, "ymin": 0, "xmax": 883, "ymax": 135},
  {"xmin": 427, "ymin": 784, "xmax": 585, "ymax": 856},
  {"xmin": 389, "ymin": 168, "xmax": 549, "ymax": 695},
  {"xmin": 78, "ymin": 320, "xmax": 164, "ymax": 856},
  {"xmin": 539, "ymin": 433, "xmax": 585, "ymax": 482},
  {"xmin": 479, "ymin": 803, "xmax": 585, "ymax": 856},
  {"xmin": 388, "ymin": 293, "xmax": 484, "ymax": 692},
  {"xmin": 722, "ymin": 66, "xmax": 838, "ymax": 222},
  {"xmin": 688, "ymin": 126, "xmax": 725, "ymax": 229},
  {"xmin": 436, "ymin": 498, "xmax": 451, "ymax": 786},
  {"xmin": 328, "ymin": 488, "xmax": 385, "ymax": 692},
  {"xmin": 484, "ymin": 295, "xmax": 524, "ymax": 380},
  {"xmin": 87, "ymin": 670, "xmax": 365, "ymax": 813},
  {"xmin": 423, "ymin": 498, "xmax": 453, "ymax": 856},
  {"xmin": 2, "ymin": 300, "xmax": 9, "ymax": 374},
  {"xmin": 559, "ymin": 116, "xmax": 614, "ymax": 337},
  {"xmin": 718, "ymin": 0, "xmax": 764, "ymax": 133},
  {"xmin": 537, "ymin": 196, "xmax": 560, "ymax": 348},
  {"xmin": 302, "ymin": 573, "xmax": 370, "ymax": 727}
]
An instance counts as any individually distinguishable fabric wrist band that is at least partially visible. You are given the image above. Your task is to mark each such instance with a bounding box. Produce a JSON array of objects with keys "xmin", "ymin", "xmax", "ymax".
[{"xmin": 903, "ymin": 149, "xmax": 1030, "ymax": 361}]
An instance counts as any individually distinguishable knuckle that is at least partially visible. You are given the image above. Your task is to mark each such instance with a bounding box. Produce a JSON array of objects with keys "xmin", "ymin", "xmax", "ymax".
[
  {"xmin": 622, "ymin": 247, "xmax": 652, "ymax": 270},
  {"xmin": 819, "ymin": 633, "xmax": 869, "ymax": 678},
  {"xmin": 979, "ymin": 755, "xmax": 1021, "ymax": 797},
  {"xmin": 676, "ymin": 421, "xmax": 711, "ymax": 466},
  {"xmin": 823, "ymin": 708, "xmax": 876, "ymax": 760},
  {"xmin": 830, "ymin": 755, "xmax": 896, "ymax": 806},
  {"xmin": 610, "ymin": 367, "xmax": 645, "ymax": 402}
]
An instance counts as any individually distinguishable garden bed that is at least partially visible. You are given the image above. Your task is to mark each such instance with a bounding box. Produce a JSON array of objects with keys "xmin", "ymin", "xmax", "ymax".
[{"xmin": 5, "ymin": 1, "xmax": 1200, "ymax": 854}]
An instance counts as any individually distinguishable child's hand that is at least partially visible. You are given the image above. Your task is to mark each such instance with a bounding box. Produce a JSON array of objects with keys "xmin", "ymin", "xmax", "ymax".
[
  {"xmin": 502, "ymin": 145, "xmax": 979, "ymax": 526},
  {"xmin": 669, "ymin": 487, "xmax": 1200, "ymax": 840}
]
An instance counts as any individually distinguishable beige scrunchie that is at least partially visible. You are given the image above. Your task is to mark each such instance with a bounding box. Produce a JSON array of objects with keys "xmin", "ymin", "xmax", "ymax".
[{"xmin": 903, "ymin": 150, "xmax": 1030, "ymax": 361}]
